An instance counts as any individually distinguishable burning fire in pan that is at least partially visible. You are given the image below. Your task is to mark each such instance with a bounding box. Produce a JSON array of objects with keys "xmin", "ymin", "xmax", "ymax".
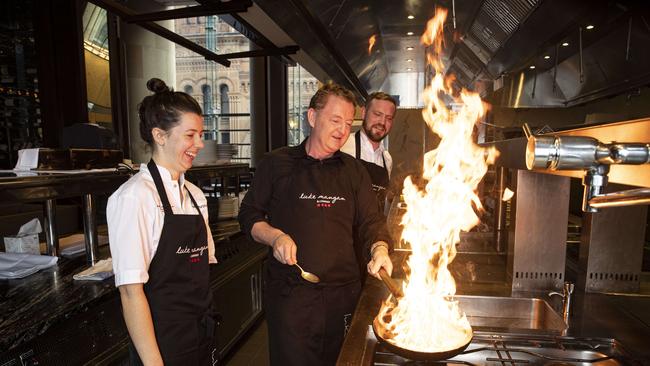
[{"xmin": 376, "ymin": 8, "xmax": 498, "ymax": 353}]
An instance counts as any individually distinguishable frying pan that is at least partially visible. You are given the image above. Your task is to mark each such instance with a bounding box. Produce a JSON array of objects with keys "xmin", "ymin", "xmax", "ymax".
[
  {"xmin": 372, "ymin": 317, "xmax": 472, "ymax": 361},
  {"xmin": 373, "ymin": 269, "xmax": 472, "ymax": 361}
]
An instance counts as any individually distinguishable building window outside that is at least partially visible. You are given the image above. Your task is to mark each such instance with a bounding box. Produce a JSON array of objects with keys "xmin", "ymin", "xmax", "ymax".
[
  {"xmin": 219, "ymin": 84, "xmax": 230, "ymax": 144},
  {"xmin": 174, "ymin": 15, "xmax": 250, "ymax": 162},
  {"xmin": 287, "ymin": 64, "xmax": 319, "ymax": 146},
  {"xmin": 201, "ymin": 84, "xmax": 212, "ymax": 114}
]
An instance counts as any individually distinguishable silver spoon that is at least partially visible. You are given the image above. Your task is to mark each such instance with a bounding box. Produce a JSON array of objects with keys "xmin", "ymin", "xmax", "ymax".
[{"xmin": 295, "ymin": 263, "xmax": 320, "ymax": 283}]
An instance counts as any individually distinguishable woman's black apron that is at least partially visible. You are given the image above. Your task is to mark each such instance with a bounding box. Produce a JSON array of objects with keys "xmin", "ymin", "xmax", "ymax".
[{"xmin": 129, "ymin": 160, "xmax": 215, "ymax": 366}]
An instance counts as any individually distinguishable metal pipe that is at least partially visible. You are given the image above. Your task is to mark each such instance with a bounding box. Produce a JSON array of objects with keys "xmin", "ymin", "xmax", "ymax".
[
  {"xmin": 493, "ymin": 166, "xmax": 507, "ymax": 253},
  {"xmin": 43, "ymin": 199, "xmax": 59, "ymax": 256},
  {"xmin": 82, "ymin": 194, "xmax": 100, "ymax": 264},
  {"xmin": 552, "ymin": 44, "xmax": 559, "ymax": 93},
  {"xmin": 608, "ymin": 143, "xmax": 650, "ymax": 164},
  {"xmin": 531, "ymin": 67, "xmax": 537, "ymax": 98},
  {"xmin": 524, "ymin": 129, "xmax": 649, "ymax": 212},
  {"xmin": 549, "ymin": 282, "xmax": 574, "ymax": 324},
  {"xmin": 589, "ymin": 187, "xmax": 650, "ymax": 208},
  {"xmin": 579, "ymin": 27, "xmax": 584, "ymax": 83},
  {"xmin": 452, "ymin": 0, "xmax": 457, "ymax": 29},
  {"xmin": 582, "ymin": 165, "xmax": 609, "ymax": 212},
  {"xmin": 626, "ymin": 17, "xmax": 633, "ymax": 61}
]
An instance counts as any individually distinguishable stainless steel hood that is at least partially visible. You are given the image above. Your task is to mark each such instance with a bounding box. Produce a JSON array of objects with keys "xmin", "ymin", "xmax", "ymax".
[{"xmin": 244, "ymin": 0, "xmax": 649, "ymax": 108}]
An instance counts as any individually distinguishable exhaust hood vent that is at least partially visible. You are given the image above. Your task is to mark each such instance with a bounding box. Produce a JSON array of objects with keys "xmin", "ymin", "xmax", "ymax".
[{"xmin": 469, "ymin": 0, "xmax": 539, "ymax": 55}]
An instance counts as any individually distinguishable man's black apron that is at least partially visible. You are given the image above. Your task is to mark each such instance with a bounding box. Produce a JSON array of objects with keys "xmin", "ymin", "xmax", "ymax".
[
  {"xmin": 354, "ymin": 131, "xmax": 389, "ymax": 214},
  {"xmin": 264, "ymin": 155, "xmax": 362, "ymax": 366},
  {"xmin": 129, "ymin": 160, "xmax": 215, "ymax": 366},
  {"xmin": 353, "ymin": 130, "xmax": 390, "ymax": 281}
]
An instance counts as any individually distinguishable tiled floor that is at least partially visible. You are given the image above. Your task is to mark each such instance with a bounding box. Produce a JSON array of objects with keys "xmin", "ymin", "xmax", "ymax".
[{"xmin": 221, "ymin": 319, "xmax": 270, "ymax": 366}]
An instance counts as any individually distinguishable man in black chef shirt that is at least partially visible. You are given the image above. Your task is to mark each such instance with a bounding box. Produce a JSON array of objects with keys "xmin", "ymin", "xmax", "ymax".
[{"xmin": 238, "ymin": 83, "xmax": 393, "ymax": 366}]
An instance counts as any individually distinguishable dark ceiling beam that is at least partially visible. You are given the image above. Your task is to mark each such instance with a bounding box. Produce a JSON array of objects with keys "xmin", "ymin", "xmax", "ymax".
[
  {"xmin": 88, "ymin": 0, "xmax": 231, "ymax": 67},
  {"xmin": 219, "ymin": 13, "xmax": 296, "ymax": 65},
  {"xmin": 124, "ymin": 1, "xmax": 253, "ymax": 23},
  {"xmin": 284, "ymin": 0, "xmax": 369, "ymax": 100},
  {"xmin": 220, "ymin": 45, "xmax": 299, "ymax": 59}
]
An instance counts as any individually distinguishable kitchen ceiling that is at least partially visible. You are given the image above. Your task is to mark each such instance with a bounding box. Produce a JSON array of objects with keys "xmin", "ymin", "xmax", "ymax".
[{"xmin": 247, "ymin": 0, "xmax": 649, "ymax": 107}]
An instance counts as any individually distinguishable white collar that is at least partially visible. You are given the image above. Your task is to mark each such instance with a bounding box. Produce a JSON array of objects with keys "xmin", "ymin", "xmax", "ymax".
[
  {"xmin": 140, "ymin": 163, "xmax": 186, "ymax": 187},
  {"xmin": 359, "ymin": 130, "xmax": 384, "ymax": 155}
]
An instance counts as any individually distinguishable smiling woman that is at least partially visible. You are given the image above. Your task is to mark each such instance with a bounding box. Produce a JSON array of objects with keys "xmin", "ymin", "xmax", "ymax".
[{"xmin": 106, "ymin": 78, "xmax": 218, "ymax": 366}]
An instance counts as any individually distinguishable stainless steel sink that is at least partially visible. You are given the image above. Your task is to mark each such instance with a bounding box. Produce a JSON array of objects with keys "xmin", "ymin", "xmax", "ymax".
[{"xmin": 456, "ymin": 295, "xmax": 567, "ymax": 334}]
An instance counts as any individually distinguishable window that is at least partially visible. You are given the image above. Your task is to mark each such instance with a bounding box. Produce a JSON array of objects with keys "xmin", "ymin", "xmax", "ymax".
[
  {"xmin": 184, "ymin": 85, "xmax": 193, "ymax": 95},
  {"xmin": 202, "ymin": 84, "xmax": 212, "ymax": 114},
  {"xmin": 219, "ymin": 84, "xmax": 230, "ymax": 144},
  {"xmin": 287, "ymin": 64, "xmax": 319, "ymax": 146},
  {"xmin": 174, "ymin": 16, "xmax": 251, "ymax": 162}
]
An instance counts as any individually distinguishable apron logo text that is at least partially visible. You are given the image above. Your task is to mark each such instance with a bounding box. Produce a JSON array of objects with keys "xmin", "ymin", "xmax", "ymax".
[
  {"xmin": 299, "ymin": 193, "xmax": 347, "ymax": 208},
  {"xmin": 176, "ymin": 244, "xmax": 209, "ymax": 258}
]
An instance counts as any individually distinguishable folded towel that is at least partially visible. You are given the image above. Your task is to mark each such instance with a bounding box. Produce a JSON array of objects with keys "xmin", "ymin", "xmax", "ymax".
[
  {"xmin": 73, "ymin": 258, "xmax": 114, "ymax": 281},
  {"xmin": 0, "ymin": 253, "xmax": 58, "ymax": 279}
]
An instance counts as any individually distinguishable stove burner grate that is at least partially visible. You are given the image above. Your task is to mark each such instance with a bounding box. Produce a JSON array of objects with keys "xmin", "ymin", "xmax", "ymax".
[{"xmin": 371, "ymin": 329, "xmax": 642, "ymax": 365}]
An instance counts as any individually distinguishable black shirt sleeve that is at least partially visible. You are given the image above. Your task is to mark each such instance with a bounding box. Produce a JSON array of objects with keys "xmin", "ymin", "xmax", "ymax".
[{"xmin": 238, "ymin": 154, "xmax": 274, "ymax": 237}]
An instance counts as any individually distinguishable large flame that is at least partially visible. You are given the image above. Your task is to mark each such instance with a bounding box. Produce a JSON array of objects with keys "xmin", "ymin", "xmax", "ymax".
[{"xmin": 376, "ymin": 8, "xmax": 498, "ymax": 353}]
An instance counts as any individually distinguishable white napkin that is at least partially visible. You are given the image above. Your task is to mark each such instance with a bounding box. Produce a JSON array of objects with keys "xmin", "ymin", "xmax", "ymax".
[
  {"xmin": 14, "ymin": 148, "xmax": 39, "ymax": 171},
  {"xmin": 0, "ymin": 252, "xmax": 58, "ymax": 279},
  {"xmin": 59, "ymin": 234, "xmax": 109, "ymax": 257},
  {"xmin": 73, "ymin": 258, "xmax": 114, "ymax": 281}
]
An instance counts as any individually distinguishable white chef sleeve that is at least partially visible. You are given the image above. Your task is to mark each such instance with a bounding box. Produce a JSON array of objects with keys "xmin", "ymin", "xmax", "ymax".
[{"xmin": 107, "ymin": 192, "xmax": 153, "ymax": 287}]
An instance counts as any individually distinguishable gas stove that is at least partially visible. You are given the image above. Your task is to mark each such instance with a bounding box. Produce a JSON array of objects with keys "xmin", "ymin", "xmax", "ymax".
[{"xmin": 368, "ymin": 327, "xmax": 643, "ymax": 365}]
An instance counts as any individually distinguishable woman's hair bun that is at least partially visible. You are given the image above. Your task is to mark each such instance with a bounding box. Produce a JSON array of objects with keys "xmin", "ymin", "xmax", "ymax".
[{"xmin": 146, "ymin": 78, "xmax": 170, "ymax": 94}]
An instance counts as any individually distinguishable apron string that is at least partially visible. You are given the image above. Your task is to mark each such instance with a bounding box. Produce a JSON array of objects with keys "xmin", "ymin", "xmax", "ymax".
[{"xmin": 148, "ymin": 160, "xmax": 173, "ymax": 215}]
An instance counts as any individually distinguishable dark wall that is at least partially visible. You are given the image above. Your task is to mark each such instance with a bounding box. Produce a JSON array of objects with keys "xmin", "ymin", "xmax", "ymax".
[{"xmin": 34, "ymin": 0, "xmax": 88, "ymax": 148}]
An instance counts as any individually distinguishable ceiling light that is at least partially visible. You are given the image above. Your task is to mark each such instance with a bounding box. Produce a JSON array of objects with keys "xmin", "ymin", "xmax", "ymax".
[
  {"xmin": 407, "ymin": 15, "xmax": 415, "ymax": 19},
  {"xmin": 544, "ymin": 55, "xmax": 550, "ymax": 59},
  {"xmin": 562, "ymin": 42, "xmax": 569, "ymax": 47},
  {"xmin": 586, "ymin": 25, "xmax": 595, "ymax": 30},
  {"xmin": 529, "ymin": 65, "xmax": 536, "ymax": 69},
  {"xmin": 407, "ymin": 59, "xmax": 413, "ymax": 62},
  {"xmin": 406, "ymin": 46, "xmax": 414, "ymax": 50},
  {"xmin": 407, "ymin": 31, "xmax": 414, "ymax": 36},
  {"xmin": 407, "ymin": 68, "xmax": 413, "ymax": 71}
]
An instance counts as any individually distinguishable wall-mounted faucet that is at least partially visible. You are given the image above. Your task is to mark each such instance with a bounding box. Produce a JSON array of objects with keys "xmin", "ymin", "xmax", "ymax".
[
  {"xmin": 523, "ymin": 123, "xmax": 650, "ymax": 212},
  {"xmin": 549, "ymin": 282, "xmax": 575, "ymax": 324}
]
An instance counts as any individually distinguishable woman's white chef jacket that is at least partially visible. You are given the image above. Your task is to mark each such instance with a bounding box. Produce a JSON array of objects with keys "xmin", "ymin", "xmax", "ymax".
[{"xmin": 107, "ymin": 163, "xmax": 216, "ymax": 287}]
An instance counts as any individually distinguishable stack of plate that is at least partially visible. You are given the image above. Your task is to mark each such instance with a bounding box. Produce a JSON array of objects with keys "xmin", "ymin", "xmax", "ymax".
[
  {"xmin": 217, "ymin": 196, "xmax": 239, "ymax": 219},
  {"xmin": 215, "ymin": 143, "xmax": 238, "ymax": 163},
  {"xmin": 195, "ymin": 140, "xmax": 217, "ymax": 166}
]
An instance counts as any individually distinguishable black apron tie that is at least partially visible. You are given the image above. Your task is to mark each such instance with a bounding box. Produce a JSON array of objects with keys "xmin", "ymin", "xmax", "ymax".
[{"xmin": 354, "ymin": 130, "xmax": 389, "ymax": 214}]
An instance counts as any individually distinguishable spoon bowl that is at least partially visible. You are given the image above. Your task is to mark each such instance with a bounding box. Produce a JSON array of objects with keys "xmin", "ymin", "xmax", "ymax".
[{"xmin": 295, "ymin": 263, "xmax": 320, "ymax": 283}]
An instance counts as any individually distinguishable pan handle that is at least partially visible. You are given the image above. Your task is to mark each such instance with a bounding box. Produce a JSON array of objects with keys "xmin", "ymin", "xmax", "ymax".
[{"xmin": 378, "ymin": 268, "xmax": 403, "ymax": 298}]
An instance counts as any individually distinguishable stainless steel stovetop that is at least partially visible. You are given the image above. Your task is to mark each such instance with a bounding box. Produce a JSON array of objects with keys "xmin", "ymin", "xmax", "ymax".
[{"xmin": 369, "ymin": 327, "xmax": 643, "ymax": 365}]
